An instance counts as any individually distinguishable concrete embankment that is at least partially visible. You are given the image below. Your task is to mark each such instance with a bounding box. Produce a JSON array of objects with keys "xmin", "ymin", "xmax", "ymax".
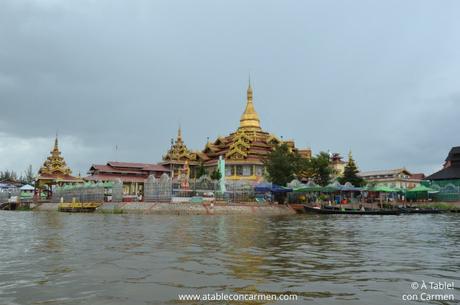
[{"xmin": 34, "ymin": 202, "xmax": 296, "ymax": 216}]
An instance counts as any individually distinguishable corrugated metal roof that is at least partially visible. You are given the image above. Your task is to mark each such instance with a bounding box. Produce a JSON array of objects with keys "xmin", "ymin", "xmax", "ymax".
[{"xmin": 358, "ymin": 168, "xmax": 412, "ymax": 177}]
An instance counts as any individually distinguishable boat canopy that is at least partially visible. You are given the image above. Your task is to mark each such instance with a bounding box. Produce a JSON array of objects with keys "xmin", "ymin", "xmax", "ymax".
[{"xmin": 254, "ymin": 183, "xmax": 292, "ymax": 193}]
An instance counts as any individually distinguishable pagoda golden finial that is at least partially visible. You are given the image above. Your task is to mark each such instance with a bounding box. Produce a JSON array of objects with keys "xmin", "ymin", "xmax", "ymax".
[
  {"xmin": 177, "ymin": 125, "xmax": 182, "ymax": 142},
  {"xmin": 54, "ymin": 132, "xmax": 59, "ymax": 150},
  {"xmin": 239, "ymin": 79, "xmax": 261, "ymax": 130}
]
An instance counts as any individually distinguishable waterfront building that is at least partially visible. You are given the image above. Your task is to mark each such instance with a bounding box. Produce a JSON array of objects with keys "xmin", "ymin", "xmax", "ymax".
[
  {"xmin": 198, "ymin": 82, "xmax": 311, "ymax": 181},
  {"xmin": 85, "ymin": 161, "xmax": 170, "ymax": 195},
  {"xmin": 425, "ymin": 146, "xmax": 460, "ymax": 201},
  {"xmin": 36, "ymin": 136, "xmax": 82, "ymax": 194},
  {"xmin": 358, "ymin": 168, "xmax": 422, "ymax": 189}
]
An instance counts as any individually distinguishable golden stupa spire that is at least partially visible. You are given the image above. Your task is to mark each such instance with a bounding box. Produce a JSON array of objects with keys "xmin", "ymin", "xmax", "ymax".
[
  {"xmin": 177, "ymin": 125, "xmax": 182, "ymax": 142},
  {"xmin": 239, "ymin": 78, "xmax": 261, "ymax": 130},
  {"xmin": 53, "ymin": 133, "xmax": 59, "ymax": 151}
]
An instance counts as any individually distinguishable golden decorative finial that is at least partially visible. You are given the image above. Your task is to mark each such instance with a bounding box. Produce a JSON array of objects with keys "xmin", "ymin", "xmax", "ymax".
[
  {"xmin": 177, "ymin": 125, "xmax": 182, "ymax": 142},
  {"xmin": 239, "ymin": 79, "xmax": 260, "ymax": 130},
  {"xmin": 54, "ymin": 131, "xmax": 59, "ymax": 150}
]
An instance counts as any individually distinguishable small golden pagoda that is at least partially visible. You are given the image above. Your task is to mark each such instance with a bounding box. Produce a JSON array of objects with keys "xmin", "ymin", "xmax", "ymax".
[
  {"xmin": 36, "ymin": 136, "xmax": 82, "ymax": 192},
  {"xmin": 201, "ymin": 82, "xmax": 311, "ymax": 181},
  {"xmin": 161, "ymin": 127, "xmax": 203, "ymax": 178}
]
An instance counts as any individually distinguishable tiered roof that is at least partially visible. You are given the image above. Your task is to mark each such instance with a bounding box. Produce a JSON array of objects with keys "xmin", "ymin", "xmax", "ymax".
[
  {"xmin": 201, "ymin": 82, "xmax": 304, "ymax": 166},
  {"xmin": 37, "ymin": 137, "xmax": 79, "ymax": 182},
  {"xmin": 426, "ymin": 146, "xmax": 460, "ymax": 180},
  {"xmin": 162, "ymin": 127, "xmax": 200, "ymax": 165}
]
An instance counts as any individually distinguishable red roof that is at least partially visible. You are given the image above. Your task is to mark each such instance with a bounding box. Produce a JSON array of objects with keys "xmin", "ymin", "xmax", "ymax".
[
  {"xmin": 37, "ymin": 173, "xmax": 81, "ymax": 181},
  {"xmin": 85, "ymin": 174, "xmax": 146, "ymax": 183},
  {"xmin": 410, "ymin": 173, "xmax": 425, "ymax": 180},
  {"xmin": 106, "ymin": 161, "xmax": 169, "ymax": 172}
]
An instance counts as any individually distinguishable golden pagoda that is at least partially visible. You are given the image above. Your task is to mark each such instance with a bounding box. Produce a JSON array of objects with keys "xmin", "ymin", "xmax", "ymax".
[
  {"xmin": 36, "ymin": 136, "xmax": 82, "ymax": 192},
  {"xmin": 161, "ymin": 127, "xmax": 203, "ymax": 178},
  {"xmin": 201, "ymin": 82, "xmax": 311, "ymax": 181}
]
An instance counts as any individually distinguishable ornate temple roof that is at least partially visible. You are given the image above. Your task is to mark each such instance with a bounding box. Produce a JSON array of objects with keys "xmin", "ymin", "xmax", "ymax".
[
  {"xmin": 162, "ymin": 127, "xmax": 200, "ymax": 164},
  {"xmin": 201, "ymin": 82, "xmax": 306, "ymax": 166},
  {"xmin": 38, "ymin": 136, "xmax": 73, "ymax": 177}
]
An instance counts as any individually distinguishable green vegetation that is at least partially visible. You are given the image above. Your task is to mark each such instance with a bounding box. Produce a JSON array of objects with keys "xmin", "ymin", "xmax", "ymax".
[
  {"xmin": 210, "ymin": 168, "xmax": 222, "ymax": 181},
  {"xmin": 306, "ymin": 152, "xmax": 333, "ymax": 186},
  {"xmin": 0, "ymin": 165, "xmax": 35, "ymax": 184},
  {"xmin": 338, "ymin": 154, "xmax": 365, "ymax": 187},
  {"xmin": 426, "ymin": 202, "xmax": 458, "ymax": 210},
  {"xmin": 195, "ymin": 162, "xmax": 207, "ymax": 178},
  {"xmin": 264, "ymin": 144, "xmax": 334, "ymax": 186},
  {"xmin": 264, "ymin": 143, "xmax": 306, "ymax": 186}
]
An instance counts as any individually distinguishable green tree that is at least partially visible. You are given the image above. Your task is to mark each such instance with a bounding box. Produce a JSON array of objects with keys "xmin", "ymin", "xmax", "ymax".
[
  {"xmin": 210, "ymin": 167, "xmax": 222, "ymax": 180},
  {"xmin": 306, "ymin": 152, "xmax": 333, "ymax": 186},
  {"xmin": 23, "ymin": 165, "xmax": 35, "ymax": 184},
  {"xmin": 0, "ymin": 170, "xmax": 18, "ymax": 181},
  {"xmin": 264, "ymin": 143, "xmax": 307, "ymax": 186},
  {"xmin": 195, "ymin": 162, "xmax": 207, "ymax": 178},
  {"xmin": 338, "ymin": 153, "xmax": 365, "ymax": 187}
]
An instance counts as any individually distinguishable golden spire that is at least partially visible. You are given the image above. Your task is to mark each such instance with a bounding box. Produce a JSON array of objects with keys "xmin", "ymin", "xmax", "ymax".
[
  {"xmin": 239, "ymin": 79, "xmax": 261, "ymax": 130},
  {"xmin": 177, "ymin": 125, "xmax": 182, "ymax": 142},
  {"xmin": 54, "ymin": 131, "xmax": 59, "ymax": 151}
]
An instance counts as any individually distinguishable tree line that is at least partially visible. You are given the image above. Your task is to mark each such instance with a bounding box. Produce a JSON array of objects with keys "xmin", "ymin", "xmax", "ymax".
[
  {"xmin": 0, "ymin": 165, "xmax": 35, "ymax": 185},
  {"xmin": 264, "ymin": 143, "xmax": 365, "ymax": 187}
]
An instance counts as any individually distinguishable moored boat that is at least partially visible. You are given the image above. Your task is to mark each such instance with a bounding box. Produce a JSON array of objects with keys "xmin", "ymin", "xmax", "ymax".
[
  {"xmin": 303, "ymin": 205, "xmax": 401, "ymax": 215},
  {"xmin": 398, "ymin": 207, "xmax": 441, "ymax": 214},
  {"xmin": 58, "ymin": 202, "xmax": 101, "ymax": 213}
]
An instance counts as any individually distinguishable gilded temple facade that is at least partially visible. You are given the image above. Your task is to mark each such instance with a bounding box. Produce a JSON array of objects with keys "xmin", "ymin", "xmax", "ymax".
[
  {"xmin": 161, "ymin": 127, "xmax": 203, "ymax": 179},
  {"xmin": 162, "ymin": 82, "xmax": 311, "ymax": 181},
  {"xmin": 36, "ymin": 136, "xmax": 82, "ymax": 192}
]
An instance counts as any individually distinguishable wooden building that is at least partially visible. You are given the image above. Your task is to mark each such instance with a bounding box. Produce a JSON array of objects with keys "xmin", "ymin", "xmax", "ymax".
[
  {"xmin": 358, "ymin": 168, "xmax": 422, "ymax": 189},
  {"xmin": 85, "ymin": 161, "xmax": 170, "ymax": 195}
]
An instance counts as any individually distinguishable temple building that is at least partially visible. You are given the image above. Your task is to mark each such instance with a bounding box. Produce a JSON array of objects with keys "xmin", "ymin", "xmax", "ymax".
[
  {"xmin": 197, "ymin": 82, "xmax": 311, "ymax": 181},
  {"xmin": 425, "ymin": 146, "xmax": 460, "ymax": 201},
  {"xmin": 36, "ymin": 136, "xmax": 82, "ymax": 194},
  {"xmin": 426, "ymin": 146, "xmax": 460, "ymax": 182},
  {"xmin": 161, "ymin": 127, "xmax": 203, "ymax": 179},
  {"xmin": 85, "ymin": 161, "xmax": 170, "ymax": 195}
]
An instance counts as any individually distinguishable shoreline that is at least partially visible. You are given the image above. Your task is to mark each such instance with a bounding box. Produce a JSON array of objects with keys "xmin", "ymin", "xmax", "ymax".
[{"xmin": 34, "ymin": 201, "xmax": 297, "ymax": 216}]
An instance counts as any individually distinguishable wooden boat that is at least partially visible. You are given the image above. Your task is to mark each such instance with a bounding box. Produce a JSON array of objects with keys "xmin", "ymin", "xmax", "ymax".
[
  {"xmin": 58, "ymin": 202, "xmax": 101, "ymax": 213},
  {"xmin": 398, "ymin": 207, "xmax": 441, "ymax": 214},
  {"xmin": 288, "ymin": 204, "xmax": 307, "ymax": 214},
  {"xmin": 303, "ymin": 205, "xmax": 401, "ymax": 215}
]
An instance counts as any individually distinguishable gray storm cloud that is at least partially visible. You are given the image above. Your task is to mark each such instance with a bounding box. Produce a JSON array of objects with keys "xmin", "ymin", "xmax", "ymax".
[{"xmin": 0, "ymin": 0, "xmax": 459, "ymax": 175}]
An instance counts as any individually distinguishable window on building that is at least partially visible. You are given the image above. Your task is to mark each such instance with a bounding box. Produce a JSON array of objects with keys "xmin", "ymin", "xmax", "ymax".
[
  {"xmin": 255, "ymin": 166, "xmax": 264, "ymax": 177},
  {"xmin": 225, "ymin": 166, "xmax": 233, "ymax": 176},
  {"xmin": 242, "ymin": 165, "xmax": 253, "ymax": 176},
  {"xmin": 236, "ymin": 165, "xmax": 243, "ymax": 176}
]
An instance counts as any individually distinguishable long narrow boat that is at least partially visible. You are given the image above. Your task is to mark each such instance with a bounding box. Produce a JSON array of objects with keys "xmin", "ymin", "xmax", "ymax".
[
  {"xmin": 398, "ymin": 207, "xmax": 441, "ymax": 214},
  {"xmin": 303, "ymin": 205, "xmax": 401, "ymax": 215}
]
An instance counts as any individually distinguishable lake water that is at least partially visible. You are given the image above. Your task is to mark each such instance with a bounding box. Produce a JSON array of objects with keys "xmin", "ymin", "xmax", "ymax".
[{"xmin": 0, "ymin": 211, "xmax": 459, "ymax": 305}]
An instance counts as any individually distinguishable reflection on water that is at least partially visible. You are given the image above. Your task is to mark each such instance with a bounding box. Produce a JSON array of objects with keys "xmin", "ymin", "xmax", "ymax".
[{"xmin": 0, "ymin": 212, "xmax": 459, "ymax": 304}]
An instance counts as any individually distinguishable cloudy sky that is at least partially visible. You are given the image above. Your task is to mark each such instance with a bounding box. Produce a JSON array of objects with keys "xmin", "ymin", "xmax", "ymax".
[{"xmin": 1, "ymin": 0, "xmax": 459, "ymax": 177}]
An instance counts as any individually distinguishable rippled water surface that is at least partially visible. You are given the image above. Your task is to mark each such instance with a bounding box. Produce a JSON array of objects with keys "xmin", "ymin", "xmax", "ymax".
[{"xmin": 0, "ymin": 211, "xmax": 459, "ymax": 304}]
